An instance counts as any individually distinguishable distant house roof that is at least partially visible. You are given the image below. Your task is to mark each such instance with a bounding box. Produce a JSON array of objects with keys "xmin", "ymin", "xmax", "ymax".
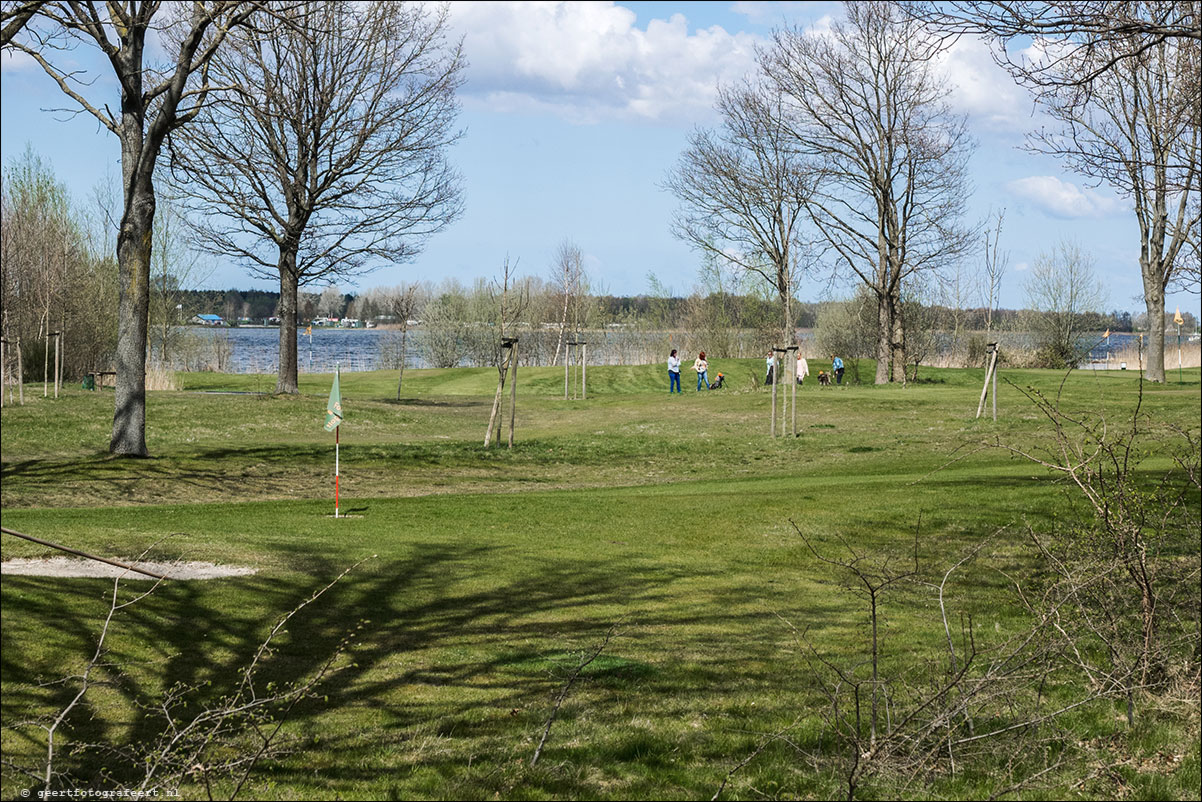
[{"xmin": 195, "ymin": 314, "xmax": 223, "ymax": 322}]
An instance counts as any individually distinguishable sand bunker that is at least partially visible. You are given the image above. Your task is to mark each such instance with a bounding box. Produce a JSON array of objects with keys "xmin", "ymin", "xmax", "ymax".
[{"xmin": 1, "ymin": 557, "xmax": 256, "ymax": 580}]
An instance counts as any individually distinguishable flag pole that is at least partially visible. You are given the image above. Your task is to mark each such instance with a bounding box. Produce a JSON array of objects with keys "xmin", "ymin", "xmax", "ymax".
[
  {"xmin": 1175, "ymin": 308, "xmax": 1184, "ymax": 383},
  {"xmin": 335, "ymin": 422, "xmax": 340, "ymax": 518},
  {"xmin": 324, "ymin": 362, "xmax": 343, "ymax": 519},
  {"xmin": 334, "ymin": 362, "xmax": 340, "ymax": 518}
]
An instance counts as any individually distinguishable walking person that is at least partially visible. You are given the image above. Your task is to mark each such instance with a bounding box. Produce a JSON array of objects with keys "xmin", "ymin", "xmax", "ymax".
[
  {"xmin": 668, "ymin": 349, "xmax": 682, "ymax": 393},
  {"xmin": 764, "ymin": 350, "xmax": 776, "ymax": 385},
  {"xmin": 796, "ymin": 352, "xmax": 809, "ymax": 385},
  {"xmin": 693, "ymin": 351, "xmax": 709, "ymax": 391},
  {"xmin": 831, "ymin": 354, "xmax": 845, "ymax": 386}
]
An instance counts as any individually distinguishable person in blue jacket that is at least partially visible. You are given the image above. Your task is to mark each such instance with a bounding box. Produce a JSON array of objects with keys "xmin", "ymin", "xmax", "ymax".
[{"xmin": 831, "ymin": 355, "xmax": 845, "ymax": 385}]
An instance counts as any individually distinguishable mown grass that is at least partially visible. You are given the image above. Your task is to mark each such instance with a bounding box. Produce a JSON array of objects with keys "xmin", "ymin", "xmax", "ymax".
[{"xmin": 1, "ymin": 361, "xmax": 1199, "ymax": 800}]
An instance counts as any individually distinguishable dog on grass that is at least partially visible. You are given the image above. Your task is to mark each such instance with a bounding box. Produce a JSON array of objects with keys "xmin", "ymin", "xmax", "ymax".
[{"xmin": 817, "ymin": 371, "xmax": 831, "ymax": 387}]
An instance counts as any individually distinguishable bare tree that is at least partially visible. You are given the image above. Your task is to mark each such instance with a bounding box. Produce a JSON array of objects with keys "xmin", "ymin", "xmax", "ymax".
[
  {"xmin": 937, "ymin": 260, "xmax": 974, "ymax": 358},
  {"xmin": 550, "ymin": 240, "xmax": 586, "ymax": 366},
  {"xmin": 167, "ymin": 1, "xmax": 464, "ymax": 394},
  {"xmin": 980, "ymin": 208, "xmax": 1009, "ymax": 335},
  {"xmin": 148, "ymin": 192, "xmax": 208, "ymax": 369},
  {"xmin": 0, "ymin": 0, "xmax": 48, "ymax": 46},
  {"xmin": 1, "ymin": 147, "xmax": 116, "ymax": 389},
  {"xmin": 420, "ymin": 279, "xmax": 470, "ymax": 369},
  {"xmin": 484, "ymin": 257, "xmax": 528, "ymax": 448},
  {"xmin": 906, "ymin": 1, "xmax": 1201, "ymax": 89},
  {"xmin": 665, "ymin": 80, "xmax": 811, "ymax": 347},
  {"xmin": 1022, "ymin": 7, "xmax": 1200, "ymax": 383},
  {"xmin": 762, "ymin": 2, "xmax": 975, "ymax": 384},
  {"xmin": 317, "ymin": 285, "xmax": 345, "ymax": 319},
  {"xmin": 7, "ymin": 1, "xmax": 260, "ymax": 455},
  {"xmin": 367, "ymin": 283, "xmax": 420, "ymax": 399},
  {"xmin": 1023, "ymin": 240, "xmax": 1107, "ymax": 367}
]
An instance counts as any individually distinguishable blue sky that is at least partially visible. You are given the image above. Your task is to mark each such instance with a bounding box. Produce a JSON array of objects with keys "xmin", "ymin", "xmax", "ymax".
[{"xmin": 2, "ymin": 1, "xmax": 1197, "ymax": 316}]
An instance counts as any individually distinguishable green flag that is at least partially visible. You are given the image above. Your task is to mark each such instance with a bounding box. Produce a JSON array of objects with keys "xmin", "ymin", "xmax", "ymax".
[{"xmin": 324, "ymin": 368, "xmax": 343, "ymax": 431}]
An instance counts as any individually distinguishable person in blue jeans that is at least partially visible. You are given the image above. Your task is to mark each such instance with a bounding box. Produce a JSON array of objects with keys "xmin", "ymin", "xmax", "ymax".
[
  {"xmin": 831, "ymin": 354, "xmax": 845, "ymax": 385},
  {"xmin": 668, "ymin": 349, "xmax": 682, "ymax": 393},
  {"xmin": 693, "ymin": 351, "xmax": 709, "ymax": 391}
]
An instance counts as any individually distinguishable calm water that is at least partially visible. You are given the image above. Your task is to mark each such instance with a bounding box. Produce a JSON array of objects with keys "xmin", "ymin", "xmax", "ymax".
[
  {"xmin": 178, "ymin": 326, "xmax": 1152, "ymax": 375},
  {"xmin": 184, "ymin": 327, "xmax": 401, "ymax": 374},
  {"xmin": 177, "ymin": 326, "xmax": 687, "ymax": 373}
]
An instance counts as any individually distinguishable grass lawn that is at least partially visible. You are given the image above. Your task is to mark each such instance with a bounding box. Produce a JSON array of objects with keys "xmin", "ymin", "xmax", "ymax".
[{"xmin": 2, "ymin": 360, "xmax": 1199, "ymax": 799}]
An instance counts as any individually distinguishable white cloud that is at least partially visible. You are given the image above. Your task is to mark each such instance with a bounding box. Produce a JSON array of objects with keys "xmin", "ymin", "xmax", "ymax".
[
  {"xmin": 1014, "ymin": 261, "xmax": 1030, "ymax": 272},
  {"xmin": 1006, "ymin": 175, "xmax": 1127, "ymax": 219},
  {"xmin": 448, "ymin": 2, "xmax": 761, "ymax": 124},
  {"xmin": 936, "ymin": 36, "xmax": 1034, "ymax": 131}
]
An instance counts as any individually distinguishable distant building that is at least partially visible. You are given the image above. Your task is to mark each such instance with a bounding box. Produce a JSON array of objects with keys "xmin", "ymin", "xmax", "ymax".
[{"xmin": 192, "ymin": 314, "xmax": 225, "ymax": 326}]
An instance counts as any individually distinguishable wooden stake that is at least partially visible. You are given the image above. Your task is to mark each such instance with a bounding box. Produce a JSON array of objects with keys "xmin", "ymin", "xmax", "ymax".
[
  {"xmin": 976, "ymin": 347, "xmax": 997, "ymax": 419},
  {"xmin": 16, "ymin": 337, "xmax": 23, "ymax": 405},
  {"xmin": 508, "ymin": 341, "xmax": 518, "ymax": 448},
  {"xmin": 54, "ymin": 331, "xmax": 61, "ymax": 399},
  {"xmin": 788, "ymin": 345, "xmax": 798, "ymax": 437},
  {"xmin": 991, "ymin": 352, "xmax": 998, "ymax": 422},
  {"xmin": 484, "ymin": 342, "xmax": 508, "ymax": 448},
  {"xmin": 770, "ymin": 348, "xmax": 778, "ymax": 438}
]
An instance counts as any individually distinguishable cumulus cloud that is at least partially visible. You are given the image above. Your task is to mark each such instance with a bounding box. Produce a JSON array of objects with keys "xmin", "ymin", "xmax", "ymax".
[
  {"xmin": 1006, "ymin": 175, "xmax": 1127, "ymax": 219},
  {"xmin": 936, "ymin": 36, "xmax": 1035, "ymax": 131},
  {"xmin": 448, "ymin": 2, "xmax": 760, "ymax": 124}
]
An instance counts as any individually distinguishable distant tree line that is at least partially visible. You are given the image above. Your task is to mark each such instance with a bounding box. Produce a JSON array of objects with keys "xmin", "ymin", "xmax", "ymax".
[
  {"xmin": 167, "ymin": 287, "xmax": 1152, "ymax": 338},
  {"xmin": 0, "ymin": 143, "xmax": 1174, "ymax": 391}
]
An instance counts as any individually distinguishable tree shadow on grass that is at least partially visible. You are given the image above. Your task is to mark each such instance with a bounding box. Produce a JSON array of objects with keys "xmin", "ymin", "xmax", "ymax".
[{"xmin": 1, "ymin": 538, "xmax": 847, "ymax": 796}]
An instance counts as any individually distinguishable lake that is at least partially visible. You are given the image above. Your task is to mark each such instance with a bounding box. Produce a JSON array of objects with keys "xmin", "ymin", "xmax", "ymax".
[{"xmin": 173, "ymin": 326, "xmax": 1150, "ymax": 375}]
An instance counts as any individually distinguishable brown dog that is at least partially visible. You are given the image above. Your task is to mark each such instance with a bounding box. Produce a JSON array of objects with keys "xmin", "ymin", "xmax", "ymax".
[{"xmin": 817, "ymin": 371, "xmax": 831, "ymax": 387}]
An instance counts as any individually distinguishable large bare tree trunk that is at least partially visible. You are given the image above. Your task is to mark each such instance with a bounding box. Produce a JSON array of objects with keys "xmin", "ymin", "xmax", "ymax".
[
  {"xmin": 1141, "ymin": 270, "xmax": 1166, "ymax": 381},
  {"xmin": 874, "ymin": 295, "xmax": 892, "ymax": 385},
  {"xmin": 109, "ymin": 158, "xmax": 155, "ymax": 456},
  {"xmin": 276, "ymin": 253, "xmax": 300, "ymax": 394},
  {"xmin": 891, "ymin": 303, "xmax": 907, "ymax": 384}
]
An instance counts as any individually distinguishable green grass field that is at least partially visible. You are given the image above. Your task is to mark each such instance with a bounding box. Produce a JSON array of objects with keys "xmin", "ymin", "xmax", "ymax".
[{"xmin": 2, "ymin": 360, "xmax": 1199, "ymax": 800}]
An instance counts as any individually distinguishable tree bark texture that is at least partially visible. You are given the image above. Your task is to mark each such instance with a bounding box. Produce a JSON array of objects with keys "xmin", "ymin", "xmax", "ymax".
[
  {"xmin": 276, "ymin": 252, "xmax": 300, "ymax": 394},
  {"xmin": 874, "ymin": 295, "xmax": 892, "ymax": 385},
  {"xmin": 110, "ymin": 109, "xmax": 155, "ymax": 456}
]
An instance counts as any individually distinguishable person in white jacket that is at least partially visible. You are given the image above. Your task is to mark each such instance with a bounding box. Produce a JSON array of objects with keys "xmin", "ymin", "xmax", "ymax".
[
  {"xmin": 796, "ymin": 353, "xmax": 810, "ymax": 385},
  {"xmin": 668, "ymin": 349, "xmax": 682, "ymax": 393}
]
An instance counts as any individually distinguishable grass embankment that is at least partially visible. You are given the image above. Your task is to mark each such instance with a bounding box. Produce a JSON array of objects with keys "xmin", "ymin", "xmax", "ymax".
[{"xmin": 2, "ymin": 361, "xmax": 1199, "ymax": 799}]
